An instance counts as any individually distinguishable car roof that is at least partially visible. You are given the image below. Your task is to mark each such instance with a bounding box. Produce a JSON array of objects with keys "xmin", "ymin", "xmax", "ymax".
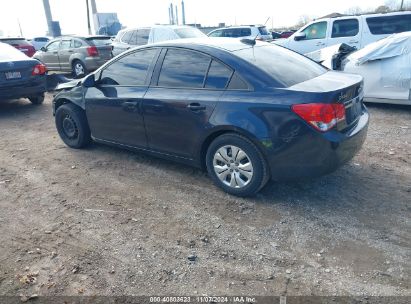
[
  {"xmin": 211, "ymin": 25, "xmax": 265, "ymax": 31},
  {"xmin": 148, "ymin": 37, "xmax": 257, "ymax": 52}
]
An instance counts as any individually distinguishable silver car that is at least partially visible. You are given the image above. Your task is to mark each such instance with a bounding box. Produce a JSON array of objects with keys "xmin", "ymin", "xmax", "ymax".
[
  {"xmin": 208, "ymin": 25, "xmax": 272, "ymax": 42},
  {"xmin": 33, "ymin": 35, "xmax": 112, "ymax": 78}
]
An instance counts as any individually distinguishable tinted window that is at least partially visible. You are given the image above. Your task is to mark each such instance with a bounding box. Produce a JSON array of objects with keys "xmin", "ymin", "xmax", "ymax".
[
  {"xmin": 205, "ymin": 60, "xmax": 233, "ymax": 89},
  {"xmin": 136, "ymin": 29, "xmax": 150, "ymax": 45},
  {"xmin": 209, "ymin": 30, "xmax": 223, "ymax": 37},
  {"xmin": 46, "ymin": 41, "xmax": 60, "ymax": 51},
  {"xmin": 258, "ymin": 26, "xmax": 269, "ymax": 35},
  {"xmin": 174, "ymin": 27, "xmax": 206, "ymax": 38},
  {"xmin": 34, "ymin": 37, "xmax": 49, "ymax": 42},
  {"xmin": 224, "ymin": 28, "xmax": 251, "ymax": 37},
  {"xmin": 366, "ymin": 14, "xmax": 411, "ymax": 35},
  {"xmin": 60, "ymin": 40, "xmax": 71, "ymax": 49},
  {"xmin": 227, "ymin": 72, "xmax": 248, "ymax": 90},
  {"xmin": 234, "ymin": 45, "xmax": 327, "ymax": 87},
  {"xmin": 87, "ymin": 37, "xmax": 112, "ymax": 46},
  {"xmin": 121, "ymin": 30, "xmax": 133, "ymax": 43},
  {"xmin": 302, "ymin": 21, "xmax": 327, "ymax": 40},
  {"xmin": 332, "ymin": 19, "xmax": 359, "ymax": 38},
  {"xmin": 158, "ymin": 49, "xmax": 210, "ymax": 88},
  {"xmin": 100, "ymin": 49, "xmax": 158, "ymax": 86}
]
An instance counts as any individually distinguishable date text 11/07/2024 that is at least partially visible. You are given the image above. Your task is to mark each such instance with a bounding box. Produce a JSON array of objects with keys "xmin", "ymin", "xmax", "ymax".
[{"xmin": 149, "ymin": 296, "xmax": 257, "ymax": 303}]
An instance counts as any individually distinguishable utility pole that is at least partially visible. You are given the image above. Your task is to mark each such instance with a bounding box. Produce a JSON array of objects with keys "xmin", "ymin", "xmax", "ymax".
[
  {"xmin": 86, "ymin": 0, "xmax": 92, "ymax": 35},
  {"xmin": 42, "ymin": 0, "xmax": 54, "ymax": 36},
  {"xmin": 400, "ymin": 0, "xmax": 404, "ymax": 10}
]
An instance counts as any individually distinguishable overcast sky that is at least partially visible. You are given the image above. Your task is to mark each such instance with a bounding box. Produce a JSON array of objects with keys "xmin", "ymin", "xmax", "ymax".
[{"xmin": 0, "ymin": 0, "xmax": 403, "ymax": 37}]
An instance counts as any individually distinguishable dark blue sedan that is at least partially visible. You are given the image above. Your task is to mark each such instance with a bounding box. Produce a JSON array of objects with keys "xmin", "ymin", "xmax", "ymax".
[
  {"xmin": 0, "ymin": 42, "xmax": 47, "ymax": 104},
  {"xmin": 52, "ymin": 38, "xmax": 369, "ymax": 196}
]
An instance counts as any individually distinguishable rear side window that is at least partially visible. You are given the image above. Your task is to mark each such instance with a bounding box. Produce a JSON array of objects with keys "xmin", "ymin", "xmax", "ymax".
[
  {"xmin": 60, "ymin": 40, "xmax": 71, "ymax": 49},
  {"xmin": 302, "ymin": 21, "xmax": 327, "ymax": 40},
  {"xmin": 234, "ymin": 45, "xmax": 327, "ymax": 87},
  {"xmin": 100, "ymin": 49, "xmax": 158, "ymax": 86},
  {"xmin": 71, "ymin": 40, "xmax": 83, "ymax": 48},
  {"xmin": 158, "ymin": 49, "xmax": 210, "ymax": 88},
  {"xmin": 366, "ymin": 14, "xmax": 411, "ymax": 35},
  {"xmin": 205, "ymin": 60, "xmax": 233, "ymax": 89},
  {"xmin": 136, "ymin": 29, "xmax": 150, "ymax": 45},
  {"xmin": 332, "ymin": 19, "xmax": 359, "ymax": 38},
  {"xmin": 224, "ymin": 28, "xmax": 251, "ymax": 37}
]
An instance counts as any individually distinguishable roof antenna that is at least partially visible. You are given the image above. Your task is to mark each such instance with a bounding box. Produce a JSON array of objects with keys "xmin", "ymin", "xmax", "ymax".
[{"xmin": 241, "ymin": 17, "xmax": 270, "ymax": 46}]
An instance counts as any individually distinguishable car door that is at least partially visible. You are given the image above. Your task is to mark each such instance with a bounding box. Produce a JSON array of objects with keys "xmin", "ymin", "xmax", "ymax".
[
  {"xmin": 85, "ymin": 48, "xmax": 160, "ymax": 148},
  {"xmin": 329, "ymin": 18, "xmax": 361, "ymax": 49},
  {"xmin": 143, "ymin": 48, "xmax": 233, "ymax": 158},
  {"xmin": 288, "ymin": 21, "xmax": 329, "ymax": 54},
  {"xmin": 57, "ymin": 39, "xmax": 73, "ymax": 71},
  {"xmin": 39, "ymin": 40, "xmax": 61, "ymax": 70}
]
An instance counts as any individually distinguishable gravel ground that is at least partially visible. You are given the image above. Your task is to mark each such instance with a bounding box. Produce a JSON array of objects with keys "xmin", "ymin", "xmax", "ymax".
[{"xmin": 0, "ymin": 94, "xmax": 410, "ymax": 298}]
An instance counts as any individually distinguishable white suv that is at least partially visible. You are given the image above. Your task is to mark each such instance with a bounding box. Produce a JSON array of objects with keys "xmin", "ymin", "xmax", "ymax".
[
  {"xmin": 274, "ymin": 11, "xmax": 411, "ymax": 54},
  {"xmin": 208, "ymin": 25, "xmax": 272, "ymax": 41}
]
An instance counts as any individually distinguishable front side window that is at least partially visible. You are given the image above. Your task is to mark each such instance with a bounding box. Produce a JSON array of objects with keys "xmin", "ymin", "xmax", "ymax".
[
  {"xmin": 302, "ymin": 21, "xmax": 327, "ymax": 40},
  {"xmin": 158, "ymin": 49, "xmax": 211, "ymax": 88},
  {"xmin": 46, "ymin": 41, "xmax": 60, "ymax": 51},
  {"xmin": 366, "ymin": 14, "xmax": 411, "ymax": 35},
  {"xmin": 332, "ymin": 19, "xmax": 359, "ymax": 38},
  {"xmin": 100, "ymin": 49, "xmax": 158, "ymax": 86},
  {"xmin": 136, "ymin": 29, "xmax": 150, "ymax": 45},
  {"xmin": 121, "ymin": 30, "xmax": 133, "ymax": 43}
]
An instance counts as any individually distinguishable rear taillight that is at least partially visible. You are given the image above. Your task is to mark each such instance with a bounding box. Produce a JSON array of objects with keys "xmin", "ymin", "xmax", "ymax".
[
  {"xmin": 32, "ymin": 63, "xmax": 47, "ymax": 76},
  {"xmin": 87, "ymin": 46, "xmax": 99, "ymax": 57},
  {"xmin": 291, "ymin": 103, "xmax": 346, "ymax": 132}
]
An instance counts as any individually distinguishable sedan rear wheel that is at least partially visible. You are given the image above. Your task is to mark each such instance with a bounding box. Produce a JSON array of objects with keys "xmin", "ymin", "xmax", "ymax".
[{"xmin": 206, "ymin": 133, "xmax": 269, "ymax": 197}]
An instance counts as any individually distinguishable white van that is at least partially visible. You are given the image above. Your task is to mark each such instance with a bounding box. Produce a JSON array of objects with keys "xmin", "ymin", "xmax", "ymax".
[{"xmin": 274, "ymin": 11, "xmax": 411, "ymax": 54}]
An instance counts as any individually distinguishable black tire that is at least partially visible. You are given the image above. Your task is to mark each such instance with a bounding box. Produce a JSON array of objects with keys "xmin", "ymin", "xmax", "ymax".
[
  {"xmin": 206, "ymin": 133, "xmax": 270, "ymax": 197},
  {"xmin": 55, "ymin": 103, "xmax": 91, "ymax": 149},
  {"xmin": 29, "ymin": 94, "xmax": 45, "ymax": 105},
  {"xmin": 72, "ymin": 60, "xmax": 87, "ymax": 78}
]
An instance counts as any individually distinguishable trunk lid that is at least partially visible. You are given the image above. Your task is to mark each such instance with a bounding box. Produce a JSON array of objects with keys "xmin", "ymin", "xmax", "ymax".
[
  {"xmin": 0, "ymin": 59, "xmax": 39, "ymax": 85},
  {"xmin": 288, "ymin": 71, "xmax": 364, "ymax": 129}
]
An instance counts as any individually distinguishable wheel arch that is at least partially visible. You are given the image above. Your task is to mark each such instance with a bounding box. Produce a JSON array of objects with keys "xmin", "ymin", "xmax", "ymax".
[{"xmin": 199, "ymin": 126, "xmax": 269, "ymax": 171}]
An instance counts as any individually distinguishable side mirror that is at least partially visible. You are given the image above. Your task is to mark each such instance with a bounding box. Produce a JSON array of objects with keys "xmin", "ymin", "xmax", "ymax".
[
  {"xmin": 82, "ymin": 74, "xmax": 96, "ymax": 88},
  {"xmin": 40, "ymin": 47, "xmax": 47, "ymax": 52},
  {"xmin": 294, "ymin": 32, "xmax": 306, "ymax": 41}
]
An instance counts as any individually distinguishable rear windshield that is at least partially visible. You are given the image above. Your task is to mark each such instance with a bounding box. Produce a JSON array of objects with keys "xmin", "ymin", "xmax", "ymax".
[
  {"xmin": 174, "ymin": 28, "xmax": 206, "ymax": 38},
  {"xmin": 366, "ymin": 14, "xmax": 411, "ymax": 35},
  {"xmin": 0, "ymin": 38, "xmax": 29, "ymax": 45},
  {"xmin": 86, "ymin": 37, "xmax": 112, "ymax": 46},
  {"xmin": 258, "ymin": 26, "xmax": 269, "ymax": 35},
  {"xmin": 34, "ymin": 37, "xmax": 49, "ymax": 42},
  {"xmin": 0, "ymin": 42, "xmax": 28, "ymax": 61},
  {"xmin": 233, "ymin": 44, "xmax": 327, "ymax": 87}
]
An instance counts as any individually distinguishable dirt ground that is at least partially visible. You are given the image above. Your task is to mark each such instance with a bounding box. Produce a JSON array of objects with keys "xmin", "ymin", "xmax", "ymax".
[{"xmin": 0, "ymin": 94, "xmax": 410, "ymax": 298}]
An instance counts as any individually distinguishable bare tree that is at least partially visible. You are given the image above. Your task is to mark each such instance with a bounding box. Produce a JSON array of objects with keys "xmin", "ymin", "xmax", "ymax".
[
  {"xmin": 296, "ymin": 15, "xmax": 312, "ymax": 28},
  {"xmin": 375, "ymin": 5, "xmax": 391, "ymax": 13}
]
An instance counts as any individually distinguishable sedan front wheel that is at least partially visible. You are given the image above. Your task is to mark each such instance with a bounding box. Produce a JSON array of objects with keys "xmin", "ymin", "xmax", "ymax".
[{"xmin": 206, "ymin": 133, "xmax": 269, "ymax": 196}]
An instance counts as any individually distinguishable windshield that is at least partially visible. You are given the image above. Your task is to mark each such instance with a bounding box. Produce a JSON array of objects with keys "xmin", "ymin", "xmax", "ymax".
[
  {"xmin": 234, "ymin": 44, "xmax": 327, "ymax": 87},
  {"xmin": 174, "ymin": 28, "xmax": 207, "ymax": 38},
  {"xmin": 258, "ymin": 26, "xmax": 269, "ymax": 35}
]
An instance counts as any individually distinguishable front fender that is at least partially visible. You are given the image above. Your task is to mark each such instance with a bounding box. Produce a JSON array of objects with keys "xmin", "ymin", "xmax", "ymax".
[{"xmin": 53, "ymin": 86, "xmax": 86, "ymax": 115}]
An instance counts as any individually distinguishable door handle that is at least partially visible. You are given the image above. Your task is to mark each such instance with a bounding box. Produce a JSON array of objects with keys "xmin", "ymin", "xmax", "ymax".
[
  {"xmin": 315, "ymin": 42, "xmax": 325, "ymax": 46},
  {"xmin": 122, "ymin": 101, "xmax": 139, "ymax": 112},
  {"xmin": 187, "ymin": 103, "xmax": 206, "ymax": 111},
  {"xmin": 348, "ymin": 40, "xmax": 359, "ymax": 43}
]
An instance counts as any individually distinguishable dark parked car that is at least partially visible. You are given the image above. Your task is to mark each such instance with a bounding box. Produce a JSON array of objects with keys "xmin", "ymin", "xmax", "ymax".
[
  {"xmin": 52, "ymin": 38, "xmax": 369, "ymax": 196},
  {"xmin": 0, "ymin": 37, "xmax": 36, "ymax": 57},
  {"xmin": 33, "ymin": 36, "xmax": 112, "ymax": 78},
  {"xmin": 280, "ymin": 30, "xmax": 296, "ymax": 38},
  {"xmin": 0, "ymin": 42, "xmax": 47, "ymax": 104}
]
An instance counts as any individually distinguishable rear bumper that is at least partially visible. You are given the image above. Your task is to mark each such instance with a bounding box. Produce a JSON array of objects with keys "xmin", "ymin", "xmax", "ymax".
[
  {"xmin": 0, "ymin": 77, "xmax": 46, "ymax": 100},
  {"xmin": 265, "ymin": 108, "xmax": 369, "ymax": 181},
  {"xmin": 84, "ymin": 57, "xmax": 110, "ymax": 71}
]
